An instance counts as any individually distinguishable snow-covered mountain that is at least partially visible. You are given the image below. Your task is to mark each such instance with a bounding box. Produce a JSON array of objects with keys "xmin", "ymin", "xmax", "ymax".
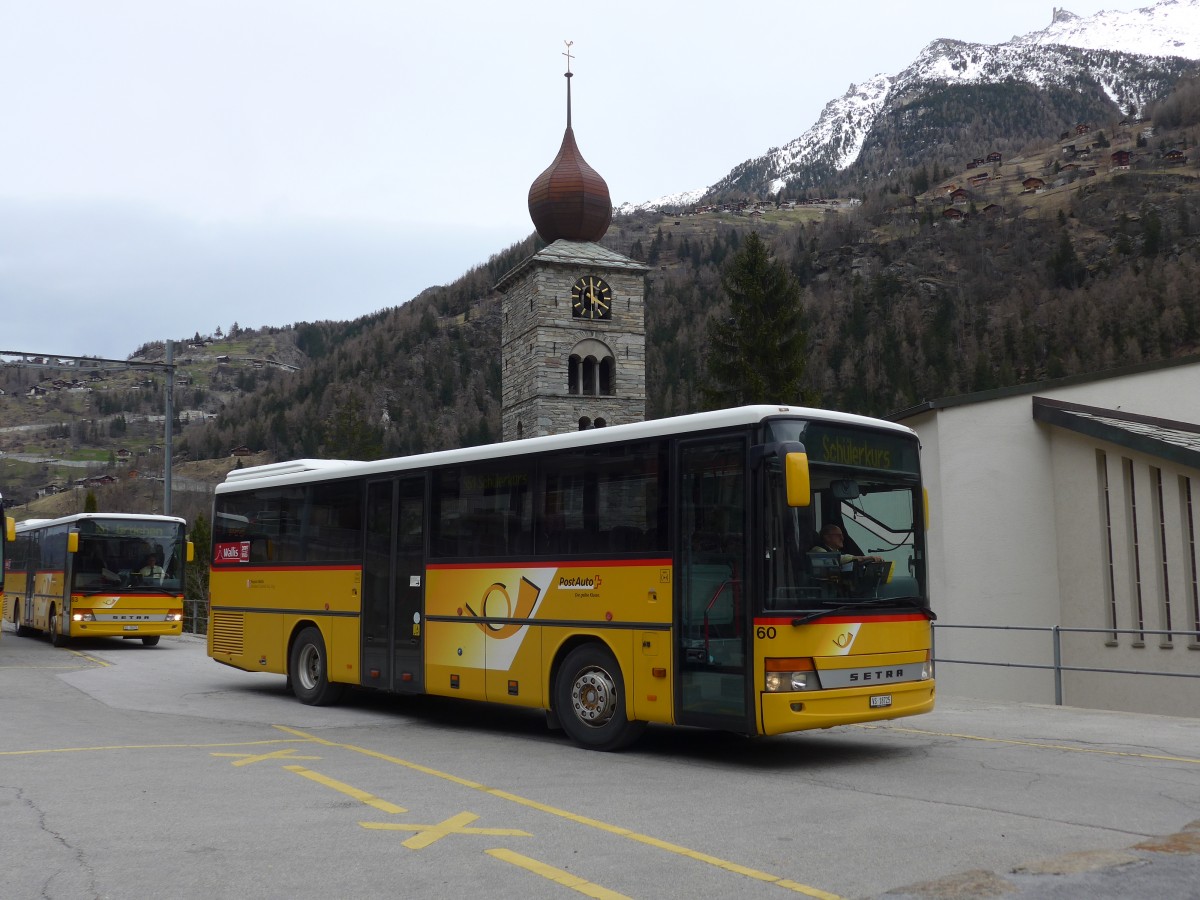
[
  {"xmin": 1017, "ymin": 1, "xmax": 1200, "ymax": 55},
  {"xmin": 620, "ymin": 0, "xmax": 1200, "ymax": 212}
]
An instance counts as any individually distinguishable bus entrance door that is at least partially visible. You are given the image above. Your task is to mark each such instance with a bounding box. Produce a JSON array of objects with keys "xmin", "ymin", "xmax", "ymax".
[
  {"xmin": 363, "ymin": 476, "xmax": 426, "ymax": 693},
  {"xmin": 676, "ymin": 437, "xmax": 748, "ymax": 730}
]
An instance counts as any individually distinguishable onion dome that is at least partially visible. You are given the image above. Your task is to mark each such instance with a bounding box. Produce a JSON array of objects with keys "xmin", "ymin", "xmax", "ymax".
[{"xmin": 527, "ymin": 55, "xmax": 612, "ymax": 243}]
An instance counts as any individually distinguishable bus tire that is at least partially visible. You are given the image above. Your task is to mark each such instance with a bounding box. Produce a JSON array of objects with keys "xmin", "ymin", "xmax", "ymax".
[
  {"xmin": 554, "ymin": 643, "xmax": 645, "ymax": 752},
  {"xmin": 289, "ymin": 626, "xmax": 345, "ymax": 706},
  {"xmin": 142, "ymin": 636, "xmax": 160, "ymax": 647},
  {"xmin": 14, "ymin": 603, "xmax": 34, "ymax": 637},
  {"xmin": 49, "ymin": 608, "xmax": 68, "ymax": 647}
]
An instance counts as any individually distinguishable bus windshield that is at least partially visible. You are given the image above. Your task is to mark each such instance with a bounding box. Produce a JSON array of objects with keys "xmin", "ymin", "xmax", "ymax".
[
  {"xmin": 72, "ymin": 519, "xmax": 188, "ymax": 593},
  {"xmin": 762, "ymin": 420, "xmax": 927, "ymax": 613}
]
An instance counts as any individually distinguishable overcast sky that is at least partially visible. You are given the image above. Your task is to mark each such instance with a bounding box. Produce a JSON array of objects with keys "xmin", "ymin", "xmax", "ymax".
[{"xmin": 1, "ymin": 0, "xmax": 1131, "ymax": 360}]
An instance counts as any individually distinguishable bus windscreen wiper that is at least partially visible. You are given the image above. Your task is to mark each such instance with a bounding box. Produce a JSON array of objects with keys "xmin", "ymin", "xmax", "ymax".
[{"xmin": 791, "ymin": 596, "xmax": 934, "ymax": 626}]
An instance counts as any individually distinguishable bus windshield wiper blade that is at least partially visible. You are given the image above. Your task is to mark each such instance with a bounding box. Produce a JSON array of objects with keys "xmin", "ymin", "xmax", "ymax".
[
  {"xmin": 791, "ymin": 596, "xmax": 934, "ymax": 626},
  {"xmin": 791, "ymin": 599, "xmax": 889, "ymax": 625},
  {"xmin": 883, "ymin": 596, "xmax": 937, "ymax": 620}
]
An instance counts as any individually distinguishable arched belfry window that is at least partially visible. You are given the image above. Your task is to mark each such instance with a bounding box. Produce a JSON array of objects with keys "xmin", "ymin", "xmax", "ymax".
[
  {"xmin": 599, "ymin": 357, "xmax": 614, "ymax": 395},
  {"xmin": 567, "ymin": 338, "xmax": 615, "ymax": 397}
]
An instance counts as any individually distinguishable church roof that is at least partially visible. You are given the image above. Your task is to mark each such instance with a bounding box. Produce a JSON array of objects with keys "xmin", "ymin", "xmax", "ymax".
[
  {"xmin": 526, "ymin": 54, "xmax": 612, "ymax": 243},
  {"xmin": 493, "ymin": 239, "xmax": 648, "ymax": 293}
]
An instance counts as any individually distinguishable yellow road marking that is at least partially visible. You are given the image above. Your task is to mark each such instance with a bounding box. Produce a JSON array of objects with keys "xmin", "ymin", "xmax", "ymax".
[
  {"xmin": 212, "ymin": 748, "xmax": 322, "ymax": 767},
  {"xmin": 0, "ymin": 663, "xmax": 101, "ymax": 670},
  {"xmin": 487, "ymin": 848, "xmax": 631, "ymax": 900},
  {"xmin": 0, "ymin": 739, "xmax": 311, "ymax": 757},
  {"xmin": 857, "ymin": 723, "xmax": 1200, "ymax": 765},
  {"xmin": 285, "ymin": 765, "xmax": 406, "ymax": 813},
  {"xmin": 361, "ymin": 811, "xmax": 531, "ymax": 849},
  {"xmin": 276, "ymin": 726, "xmax": 841, "ymax": 899},
  {"xmin": 68, "ymin": 649, "xmax": 110, "ymax": 667}
]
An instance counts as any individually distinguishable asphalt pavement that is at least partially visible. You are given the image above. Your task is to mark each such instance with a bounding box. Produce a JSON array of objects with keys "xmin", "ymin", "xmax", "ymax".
[{"xmin": 2, "ymin": 626, "xmax": 1198, "ymax": 899}]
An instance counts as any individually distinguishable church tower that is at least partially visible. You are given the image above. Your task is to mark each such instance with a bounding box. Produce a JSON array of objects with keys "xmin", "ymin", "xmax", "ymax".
[{"xmin": 496, "ymin": 45, "xmax": 648, "ymax": 441}]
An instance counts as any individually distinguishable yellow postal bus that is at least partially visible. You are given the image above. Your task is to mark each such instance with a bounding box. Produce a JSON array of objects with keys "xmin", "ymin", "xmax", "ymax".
[
  {"xmin": 7, "ymin": 513, "xmax": 192, "ymax": 647},
  {"xmin": 0, "ymin": 493, "xmax": 13, "ymax": 638},
  {"xmin": 208, "ymin": 405, "xmax": 935, "ymax": 750}
]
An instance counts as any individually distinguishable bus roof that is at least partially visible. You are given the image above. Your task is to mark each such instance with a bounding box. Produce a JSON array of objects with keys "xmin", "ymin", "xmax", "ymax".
[
  {"xmin": 217, "ymin": 404, "xmax": 917, "ymax": 495},
  {"xmin": 14, "ymin": 512, "xmax": 188, "ymax": 534}
]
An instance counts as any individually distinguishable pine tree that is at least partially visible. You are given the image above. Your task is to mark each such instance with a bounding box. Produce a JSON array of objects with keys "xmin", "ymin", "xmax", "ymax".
[
  {"xmin": 185, "ymin": 514, "xmax": 212, "ymax": 634},
  {"xmin": 702, "ymin": 232, "xmax": 810, "ymax": 408}
]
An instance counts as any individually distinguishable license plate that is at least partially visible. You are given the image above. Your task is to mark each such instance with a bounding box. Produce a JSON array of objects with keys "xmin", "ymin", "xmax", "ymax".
[
  {"xmin": 869, "ymin": 694, "xmax": 892, "ymax": 708},
  {"xmin": 123, "ymin": 625, "xmax": 138, "ymax": 631}
]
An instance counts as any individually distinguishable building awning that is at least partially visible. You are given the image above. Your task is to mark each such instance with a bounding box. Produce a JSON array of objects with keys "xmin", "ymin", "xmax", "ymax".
[{"xmin": 1032, "ymin": 396, "xmax": 1200, "ymax": 470}]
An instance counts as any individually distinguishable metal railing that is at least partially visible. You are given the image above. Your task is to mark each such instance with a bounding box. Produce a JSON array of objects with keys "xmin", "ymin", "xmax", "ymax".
[
  {"xmin": 184, "ymin": 599, "xmax": 208, "ymax": 637},
  {"xmin": 932, "ymin": 623, "xmax": 1200, "ymax": 706}
]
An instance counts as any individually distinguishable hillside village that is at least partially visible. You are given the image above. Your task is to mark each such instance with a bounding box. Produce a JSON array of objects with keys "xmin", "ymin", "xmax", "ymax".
[
  {"xmin": 662, "ymin": 115, "xmax": 1180, "ymax": 225},
  {"xmin": 0, "ymin": 327, "xmax": 301, "ymax": 514},
  {"xmin": 913, "ymin": 116, "xmax": 1184, "ymax": 220}
]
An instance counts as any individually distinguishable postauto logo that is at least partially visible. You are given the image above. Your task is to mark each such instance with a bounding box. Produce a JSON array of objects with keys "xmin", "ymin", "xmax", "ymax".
[{"xmin": 558, "ymin": 574, "xmax": 602, "ymax": 589}]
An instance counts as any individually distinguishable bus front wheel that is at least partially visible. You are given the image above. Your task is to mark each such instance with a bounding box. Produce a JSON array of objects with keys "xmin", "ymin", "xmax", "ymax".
[
  {"xmin": 142, "ymin": 636, "xmax": 160, "ymax": 647},
  {"xmin": 49, "ymin": 608, "xmax": 68, "ymax": 647},
  {"xmin": 289, "ymin": 626, "xmax": 345, "ymax": 706},
  {"xmin": 554, "ymin": 644, "xmax": 645, "ymax": 751}
]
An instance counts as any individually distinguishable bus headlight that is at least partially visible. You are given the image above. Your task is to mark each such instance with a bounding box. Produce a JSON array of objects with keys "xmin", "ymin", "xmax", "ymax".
[
  {"xmin": 166, "ymin": 610, "xmax": 183, "ymax": 622},
  {"xmin": 764, "ymin": 658, "xmax": 820, "ymax": 692},
  {"xmin": 72, "ymin": 611, "xmax": 96, "ymax": 622}
]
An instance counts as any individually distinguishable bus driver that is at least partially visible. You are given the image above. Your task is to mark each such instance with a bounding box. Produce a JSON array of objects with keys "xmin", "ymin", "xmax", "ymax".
[{"xmin": 813, "ymin": 524, "xmax": 883, "ymax": 566}]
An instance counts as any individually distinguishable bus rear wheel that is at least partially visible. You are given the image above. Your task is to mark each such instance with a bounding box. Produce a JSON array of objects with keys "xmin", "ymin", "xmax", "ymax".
[
  {"xmin": 289, "ymin": 626, "xmax": 345, "ymax": 706},
  {"xmin": 554, "ymin": 644, "xmax": 645, "ymax": 751},
  {"xmin": 14, "ymin": 602, "xmax": 34, "ymax": 637}
]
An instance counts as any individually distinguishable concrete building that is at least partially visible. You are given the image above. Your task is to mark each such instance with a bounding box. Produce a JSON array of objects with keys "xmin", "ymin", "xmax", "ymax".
[{"xmin": 894, "ymin": 355, "xmax": 1200, "ymax": 717}]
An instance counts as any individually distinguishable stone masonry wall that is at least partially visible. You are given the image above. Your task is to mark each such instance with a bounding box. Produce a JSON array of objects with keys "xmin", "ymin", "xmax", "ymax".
[{"xmin": 501, "ymin": 261, "xmax": 646, "ymax": 440}]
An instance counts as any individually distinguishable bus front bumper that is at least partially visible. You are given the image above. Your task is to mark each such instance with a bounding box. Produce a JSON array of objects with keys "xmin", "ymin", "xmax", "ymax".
[
  {"xmin": 71, "ymin": 621, "xmax": 184, "ymax": 639},
  {"xmin": 759, "ymin": 679, "xmax": 935, "ymax": 735}
]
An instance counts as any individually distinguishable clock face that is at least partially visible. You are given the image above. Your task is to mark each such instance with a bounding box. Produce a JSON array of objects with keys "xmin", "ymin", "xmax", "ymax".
[{"xmin": 570, "ymin": 275, "xmax": 613, "ymax": 320}]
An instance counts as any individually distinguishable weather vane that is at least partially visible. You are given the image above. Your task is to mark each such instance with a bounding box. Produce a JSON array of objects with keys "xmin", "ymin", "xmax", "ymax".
[{"xmin": 563, "ymin": 40, "xmax": 574, "ymax": 76}]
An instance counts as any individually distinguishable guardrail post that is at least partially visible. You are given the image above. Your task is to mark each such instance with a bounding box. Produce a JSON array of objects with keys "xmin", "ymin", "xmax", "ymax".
[{"xmin": 1053, "ymin": 625, "xmax": 1063, "ymax": 706}]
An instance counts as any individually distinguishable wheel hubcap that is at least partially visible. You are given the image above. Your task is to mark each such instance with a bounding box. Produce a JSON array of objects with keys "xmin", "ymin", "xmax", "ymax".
[
  {"xmin": 298, "ymin": 645, "xmax": 319, "ymax": 690},
  {"xmin": 570, "ymin": 666, "xmax": 616, "ymax": 727}
]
